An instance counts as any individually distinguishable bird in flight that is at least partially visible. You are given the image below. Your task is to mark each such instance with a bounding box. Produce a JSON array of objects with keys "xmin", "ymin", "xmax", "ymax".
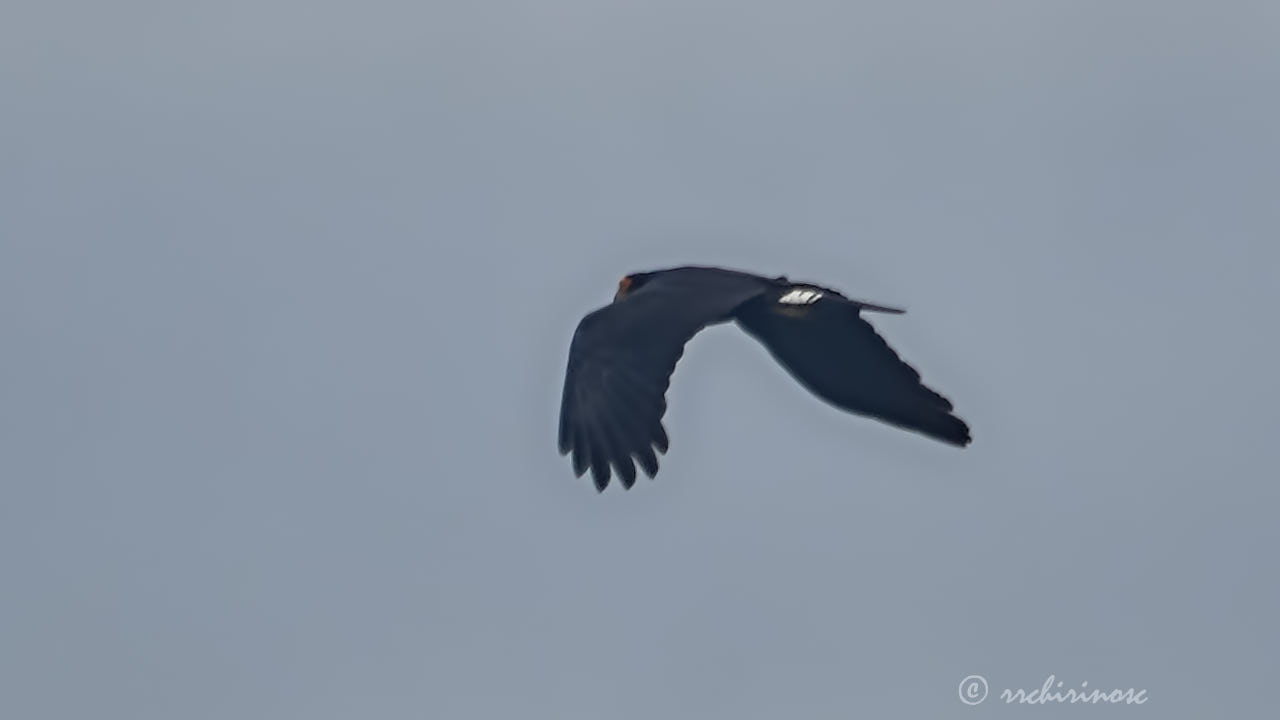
[{"xmin": 558, "ymin": 265, "xmax": 971, "ymax": 491}]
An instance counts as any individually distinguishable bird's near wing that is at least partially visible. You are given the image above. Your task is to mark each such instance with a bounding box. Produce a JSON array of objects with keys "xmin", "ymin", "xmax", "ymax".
[
  {"xmin": 559, "ymin": 268, "xmax": 768, "ymax": 491},
  {"xmin": 736, "ymin": 292, "xmax": 971, "ymax": 447}
]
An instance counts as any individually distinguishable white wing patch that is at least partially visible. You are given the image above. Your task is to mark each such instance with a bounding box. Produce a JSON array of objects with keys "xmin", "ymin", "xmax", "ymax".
[{"xmin": 778, "ymin": 288, "xmax": 824, "ymax": 305}]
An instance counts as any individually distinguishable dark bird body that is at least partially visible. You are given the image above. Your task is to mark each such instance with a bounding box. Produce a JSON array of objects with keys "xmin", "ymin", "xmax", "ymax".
[{"xmin": 558, "ymin": 265, "xmax": 971, "ymax": 491}]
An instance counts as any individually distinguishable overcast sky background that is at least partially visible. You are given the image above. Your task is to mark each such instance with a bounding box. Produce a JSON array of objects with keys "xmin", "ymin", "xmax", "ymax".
[{"xmin": 3, "ymin": 1, "xmax": 1278, "ymax": 718}]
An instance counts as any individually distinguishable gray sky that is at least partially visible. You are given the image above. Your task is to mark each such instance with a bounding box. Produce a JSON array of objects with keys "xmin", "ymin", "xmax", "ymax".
[{"xmin": 3, "ymin": 1, "xmax": 1278, "ymax": 718}]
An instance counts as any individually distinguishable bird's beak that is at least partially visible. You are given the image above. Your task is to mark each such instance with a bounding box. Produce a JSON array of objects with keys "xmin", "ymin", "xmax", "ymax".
[{"xmin": 613, "ymin": 276, "xmax": 632, "ymax": 302}]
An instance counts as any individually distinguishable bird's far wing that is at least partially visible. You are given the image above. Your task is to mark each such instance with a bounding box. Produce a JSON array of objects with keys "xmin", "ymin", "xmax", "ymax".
[
  {"xmin": 559, "ymin": 269, "xmax": 767, "ymax": 491},
  {"xmin": 736, "ymin": 293, "xmax": 971, "ymax": 446}
]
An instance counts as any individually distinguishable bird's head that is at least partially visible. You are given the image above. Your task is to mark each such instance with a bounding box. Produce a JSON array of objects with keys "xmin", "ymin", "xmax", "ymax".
[{"xmin": 613, "ymin": 272, "xmax": 654, "ymax": 302}]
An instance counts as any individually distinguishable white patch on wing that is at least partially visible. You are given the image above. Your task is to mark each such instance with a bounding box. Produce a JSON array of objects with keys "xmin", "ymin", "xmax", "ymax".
[{"xmin": 778, "ymin": 288, "xmax": 824, "ymax": 305}]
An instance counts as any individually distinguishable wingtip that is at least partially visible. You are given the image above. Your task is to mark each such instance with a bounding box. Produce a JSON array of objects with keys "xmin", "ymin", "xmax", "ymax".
[
  {"xmin": 896, "ymin": 409, "xmax": 971, "ymax": 448},
  {"xmin": 937, "ymin": 417, "xmax": 973, "ymax": 448}
]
